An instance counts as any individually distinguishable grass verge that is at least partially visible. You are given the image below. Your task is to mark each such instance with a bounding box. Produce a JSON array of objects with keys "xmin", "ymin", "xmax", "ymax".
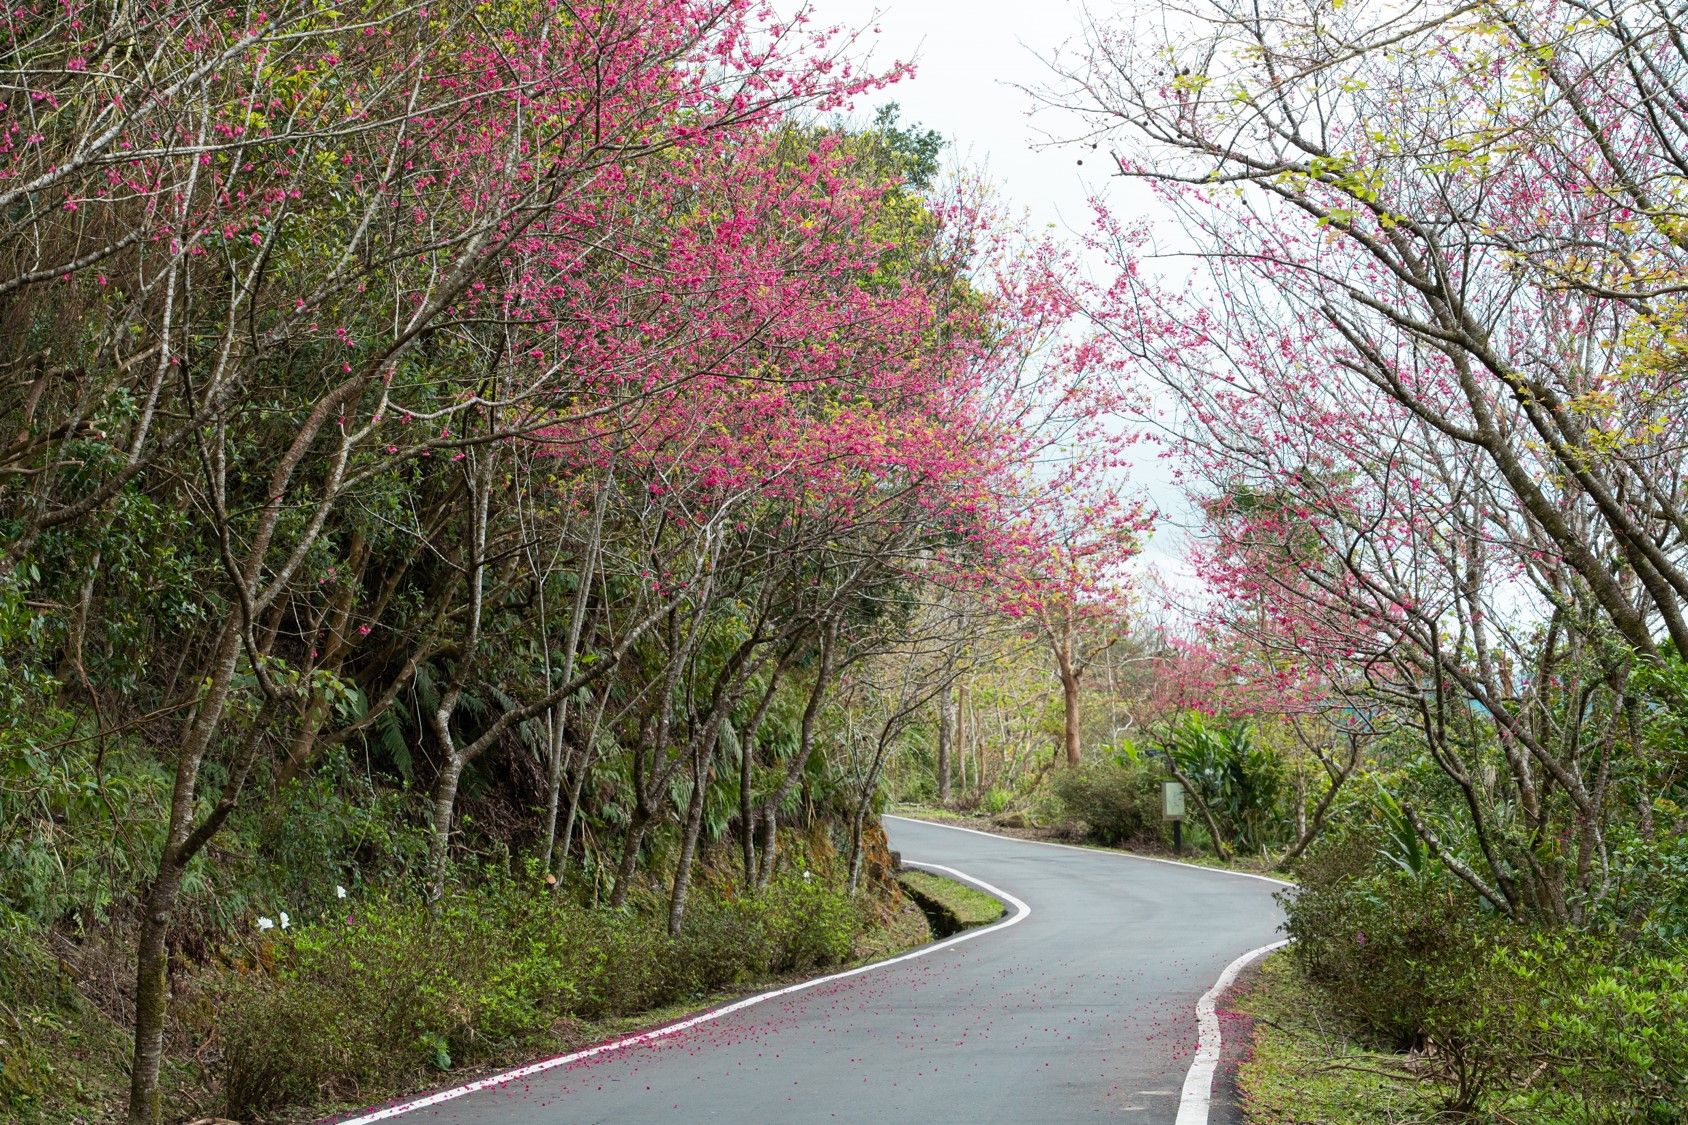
[
  {"xmin": 323, "ymin": 891, "xmax": 935, "ymax": 1124},
  {"xmin": 1232, "ymin": 951, "xmax": 1449, "ymax": 1124},
  {"xmin": 896, "ymin": 869, "xmax": 1004, "ymax": 935},
  {"xmin": 1, "ymin": 875, "xmax": 935, "ymax": 1125}
]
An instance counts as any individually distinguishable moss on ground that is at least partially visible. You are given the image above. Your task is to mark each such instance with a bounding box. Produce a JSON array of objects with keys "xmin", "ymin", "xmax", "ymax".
[{"xmin": 896, "ymin": 869, "xmax": 1005, "ymax": 932}]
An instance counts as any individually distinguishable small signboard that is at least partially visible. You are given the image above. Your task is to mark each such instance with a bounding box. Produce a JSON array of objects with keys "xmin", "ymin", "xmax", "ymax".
[{"xmin": 1162, "ymin": 780, "xmax": 1186, "ymax": 820}]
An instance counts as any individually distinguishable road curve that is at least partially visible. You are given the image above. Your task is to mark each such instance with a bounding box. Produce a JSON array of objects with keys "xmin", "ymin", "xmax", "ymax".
[{"xmin": 361, "ymin": 816, "xmax": 1286, "ymax": 1124}]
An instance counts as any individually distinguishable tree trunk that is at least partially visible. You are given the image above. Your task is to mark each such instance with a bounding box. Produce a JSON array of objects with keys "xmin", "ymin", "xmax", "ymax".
[
  {"xmin": 755, "ymin": 807, "xmax": 778, "ymax": 891},
  {"xmin": 541, "ymin": 476, "xmax": 609, "ymax": 871},
  {"xmin": 609, "ymin": 809, "xmax": 650, "ymax": 909},
  {"xmin": 668, "ymin": 747, "xmax": 713, "ymax": 935},
  {"xmin": 556, "ymin": 686, "xmax": 608, "ymax": 877},
  {"xmin": 1275, "ymin": 736, "xmax": 1360, "ymax": 870},
  {"xmin": 736, "ymin": 669, "xmax": 784, "ymax": 886},
  {"xmin": 753, "ymin": 621, "xmax": 836, "ymax": 891},
  {"xmin": 539, "ymin": 702, "xmax": 567, "ymax": 873},
  {"xmin": 127, "ymin": 624, "xmax": 245, "ymax": 1124},
  {"xmin": 127, "ymin": 861, "xmax": 184, "ymax": 1125},
  {"xmin": 427, "ymin": 740, "xmax": 467, "ymax": 902},
  {"xmin": 846, "ymin": 807, "xmax": 868, "ymax": 895},
  {"xmin": 1167, "ymin": 763, "xmax": 1231, "ymax": 861},
  {"xmin": 956, "ymin": 679, "xmax": 971, "ymax": 789},
  {"xmin": 740, "ymin": 743, "xmax": 757, "ymax": 886},
  {"xmin": 1058, "ymin": 660, "xmax": 1081, "ymax": 769},
  {"xmin": 425, "ymin": 439, "xmax": 496, "ymax": 904},
  {"xmin": 935, "ymin": 681, "xmax": 952, "ymax": 802}
]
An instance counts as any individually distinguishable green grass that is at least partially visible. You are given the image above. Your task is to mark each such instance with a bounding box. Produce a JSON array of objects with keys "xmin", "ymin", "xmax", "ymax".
[
  {"xmin": 1233, "ymin": 951, "xmax": 1449, "ymax": 1124},
  {"xmin": 0, "ymin": 912, "xmax": 163, "ymax": 1125},
  {"xmin": 897, "ymin": 869, "xmax": 1005, "ymax": 929},
  {"xmin": 889, "ymin": 803, "xmax": 974, "ymax": 824}
]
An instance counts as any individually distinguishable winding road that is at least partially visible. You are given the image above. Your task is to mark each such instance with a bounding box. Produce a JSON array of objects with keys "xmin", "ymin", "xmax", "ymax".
[{"xmin": 341, "ymin": 816, "xmax": 1287, "ymax": 1124}]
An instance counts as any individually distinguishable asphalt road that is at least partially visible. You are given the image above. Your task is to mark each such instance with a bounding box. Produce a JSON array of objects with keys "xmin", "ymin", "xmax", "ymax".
[{"xmin": 382, "ymin": 816, "xmax": 1286, "ymax": 1124}]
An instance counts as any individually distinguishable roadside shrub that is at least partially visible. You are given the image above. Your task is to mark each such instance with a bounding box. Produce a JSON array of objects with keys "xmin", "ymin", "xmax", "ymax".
[
  {"xmin": 979, "ymin": 787, "xmax": 1012, "ymax": 815},
  {"xmin": 1050, "ymin": 762, "xmax": 1162, "ymax": 846},
  {"xmin": 218, "ymin": 869, "xmax": 859, "ymax": 1117},
  {"xmin": 1157, "ymin": 712, "xmax": 1289, "ymax": 852},
  {"xmin": 1283, "ymin": 833, "xmax": 1529, "ymax": 1111},
  {"xmin": 758, "ymin": 872, "xmax": 856, "ymax": 969},
  {"xmin": 1503, "ymin": 938, "xmax": 1688, "ymax": 1123}
]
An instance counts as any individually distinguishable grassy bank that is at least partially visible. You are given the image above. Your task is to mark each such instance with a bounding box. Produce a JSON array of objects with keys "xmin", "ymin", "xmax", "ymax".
[
  {"xmin": 896, "ymin": 869, "xmax": 1005, "ymax": 933},
  {"xmin": 2, "ymin": 855, "xmax": 932, "ymax": 1124},
  {"xmin": 1232, "ymin": 951, "xmax": 1451, "ymax": 1124}
]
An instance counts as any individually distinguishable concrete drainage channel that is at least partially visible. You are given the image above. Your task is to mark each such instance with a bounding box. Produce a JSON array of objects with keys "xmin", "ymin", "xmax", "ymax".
[{"xmin": 894, "ymin": 855, "xmax": 1007, "ymax": 936}]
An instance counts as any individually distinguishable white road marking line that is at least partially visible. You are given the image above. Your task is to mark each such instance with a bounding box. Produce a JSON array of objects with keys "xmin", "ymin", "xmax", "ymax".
[
  {"xmin": 330, "ymin": 862, "xmax": 1028, "ymax": 1124},
  {"xmin": 883, "ymin": 814, "xmax": 1296, "ymax": 887},
  {"xmin": 887, "ymin": 812, "xmax": 1299, "ymax": 1125},
  {"xmin": 1173, "ymin": 939, "xmax": 1290, "ymax": 1125}
]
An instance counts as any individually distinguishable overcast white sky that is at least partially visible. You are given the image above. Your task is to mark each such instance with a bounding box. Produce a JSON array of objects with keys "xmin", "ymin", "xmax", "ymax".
[
  {"xmin": 823, "ymin": 0, "xmax": 1197, "ymax": 589},
  {"xmin": 826, "ymin": 0, "xmax": 1103, "ymax": 233}
]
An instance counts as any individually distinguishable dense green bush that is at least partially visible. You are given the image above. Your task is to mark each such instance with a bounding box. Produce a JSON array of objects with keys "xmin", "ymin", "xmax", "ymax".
[
  {"xmin": 1284, "ymin": 827, "xmax": 1688, "ymax": 1117},
  {"xmin": 1282, "ymin": 831, "xmax": 1525, "ymax": 1110},
  {"xmin": 218, "ymin": 870, "xmax": 859, "ymax": 1117},
  {"xmin": 1502, "ymin": 937, "xmax": 1688, "ymax": 1122},
  {"xmin": 1049, "ymin": 762, "xmax": 1163, "ymax": 847},
  {"xmin": 1158, "ymin": 712, "xmax": 1288, "ymax": 853}
]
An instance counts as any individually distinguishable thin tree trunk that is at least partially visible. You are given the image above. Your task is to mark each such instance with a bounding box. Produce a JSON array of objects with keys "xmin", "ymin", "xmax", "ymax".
[
  {"xmin": 755, "ymin": 807, "xmax": 779, "ymax": 890},
  {"xmin": 754, "ymin": 623, "xmax": 836, "ymax": 891},
  {"xmin": 426, "ymin": 438, "xmax": 496, "ymax": 902},
  {"xmin": 1058, "ymin": 662, "xmax": 1081, "ymax": 768},
  {"xmin": 739, "ymin": 671, "xmax": 783, "ymax": 886},
  {"xmin": 935, "ymin": 681, "xmax": 952, "ymax": 803},
  {"xmin": 668, "ymin": 742, "xmax": 713, "ymax": 935},
  {"xmin": 128, "ymin": 861, "xmax": 185, "ymax": 1125},
  {"xmin": 127, "ymin": 623, "xmax": 245, "ymax": 1124},
  {"xmin": 539, "ymin": 702, "xmax": 567, "ymax": 870},
  {"xmin": 1167, "ymin": 762, "xmax": 1231, "ymax": 861},
  {"xmin": 541, "ymin": 475, "xmax": 610, "ymax": 871},
  {"xmin": 741, "ymin": 740, "xmax": 758, "ymax": 886},
  {"xmin": 956, "ymin": 679, "xmax": 970, "ymax": 790},
  {"xmin": 847, "ymin": 807, "xmax": 868, "ymax": 894},
  {"xmin": 557, "ymin": 685, "xmax": 610, "ymax": 877},
  {"xmin": 1276, "ymin": 733, "xmax": 1362, "ymax": 869},
  {"xmin": 609, "ymin": 809, "xmax": 650, "ymax": 909},
  {"xmin": 427, "ymin": 744, "xmax": 469, "ymax": 900}
]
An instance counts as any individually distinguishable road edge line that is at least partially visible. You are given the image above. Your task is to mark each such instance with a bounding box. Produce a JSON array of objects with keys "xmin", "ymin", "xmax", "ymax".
[
  {"xmin": 1174, "ymin": 938, "xmax": 1290, "ymax": 1125},
  {"xmin": 884, "ymin": 813, "xmax": 1295, "ymax": 887},
  {"xmin": 328, "ymin": 863, "xmax": 1029, "ymax": 1124}
]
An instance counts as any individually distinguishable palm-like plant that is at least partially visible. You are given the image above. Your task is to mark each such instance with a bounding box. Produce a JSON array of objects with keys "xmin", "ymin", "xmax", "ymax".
[{"xmin": 1158, "ymin": 712, "xmax": 1287, "ymax": 854}]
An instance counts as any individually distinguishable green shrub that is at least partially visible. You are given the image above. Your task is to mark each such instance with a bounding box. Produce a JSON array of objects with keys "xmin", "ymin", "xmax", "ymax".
[
  {"xmin": 1502, "ymin": 937, "xmax": 1688, "ymax": 1123},
  {"xmin": 1157, "ymin": 712, "xmax": 1288, "ymax": 852},
  {"xmin": 1050, "ymin": 762, "xmax": 1162, "ymax": 847},
  {"xmin": 979, "ymin": 787, "xmax": 1012, "ymax": 815},
  {"xmin": 1284, "ymin": 832, "xmax": 1533, "ymax": 1111},
  {"xmin": 218, "ymin": 869, "xmax": 859, "ymax": 1118}
]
